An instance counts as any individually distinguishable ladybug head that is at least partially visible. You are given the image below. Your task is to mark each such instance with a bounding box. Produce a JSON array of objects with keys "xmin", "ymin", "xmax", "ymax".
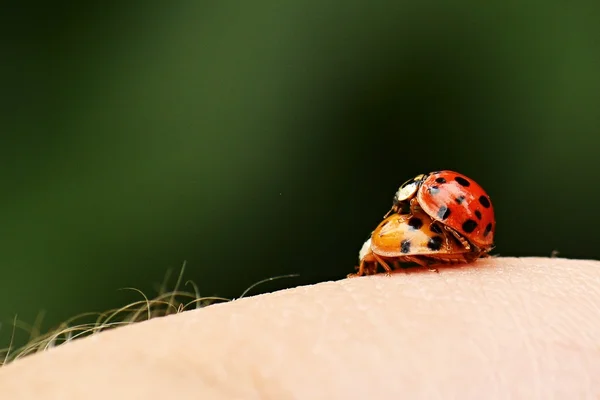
[
  {"xmin": 392, "ymin": 174, "xmax": 427, "ymax": 209},
  {"xmin": 358, "ymin": 237, "xmax": 372, "ymax": 262}
]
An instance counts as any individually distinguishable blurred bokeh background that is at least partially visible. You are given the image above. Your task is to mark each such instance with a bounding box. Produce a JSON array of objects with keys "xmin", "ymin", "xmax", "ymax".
[{"xmin": 2, "ymin": 1, "xmax": 599, "ymax": 346}]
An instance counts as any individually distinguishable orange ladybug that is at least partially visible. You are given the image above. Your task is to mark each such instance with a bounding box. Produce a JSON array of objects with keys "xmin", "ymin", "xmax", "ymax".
[{"xmin": 349, "ymin": 210, "xmax": 483, "ymax": 277}]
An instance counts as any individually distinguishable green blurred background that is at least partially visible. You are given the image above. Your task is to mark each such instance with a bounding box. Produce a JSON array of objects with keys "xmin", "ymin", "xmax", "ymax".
[{"xmin": 2, "ymin": 1, "xmax": 599, "ymax": 346}]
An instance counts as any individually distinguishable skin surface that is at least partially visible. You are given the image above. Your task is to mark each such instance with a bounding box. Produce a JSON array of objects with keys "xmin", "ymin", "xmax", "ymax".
[{"xmin": 1, "ymin": 257, "xmax": 599, "ymax": 399}]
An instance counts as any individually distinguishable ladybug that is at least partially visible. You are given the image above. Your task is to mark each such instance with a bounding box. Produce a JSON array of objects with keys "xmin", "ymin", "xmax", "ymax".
[
  {"xmin": 388, "ymin": 170, "xmax": 495, "ymax": 252},
  {"xmin": 349, "ymin": 210, "xmax": 482, "ymax": 277}
]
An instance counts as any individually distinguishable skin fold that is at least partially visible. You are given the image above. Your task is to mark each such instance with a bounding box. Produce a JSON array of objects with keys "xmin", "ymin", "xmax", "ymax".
[{"xmin": 0, "ymin": 257, "xmax": 599, "ymax": 399}]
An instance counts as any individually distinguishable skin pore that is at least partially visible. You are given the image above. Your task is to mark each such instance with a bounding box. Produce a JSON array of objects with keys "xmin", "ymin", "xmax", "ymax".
[{"xmin": 0, "ymin": 257, "xmax": 599, "ymax": 399}]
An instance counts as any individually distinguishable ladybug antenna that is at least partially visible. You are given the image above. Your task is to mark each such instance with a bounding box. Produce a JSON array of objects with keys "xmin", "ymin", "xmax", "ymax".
[{"xmin": 382, "ymin": 208, "xmax": 394, "ymax": 219}]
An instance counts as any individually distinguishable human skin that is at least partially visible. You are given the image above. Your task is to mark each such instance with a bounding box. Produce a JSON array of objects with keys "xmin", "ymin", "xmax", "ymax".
[{"xmin": 0, "ymin": 257, "xmax": 599, "ymax": 399}]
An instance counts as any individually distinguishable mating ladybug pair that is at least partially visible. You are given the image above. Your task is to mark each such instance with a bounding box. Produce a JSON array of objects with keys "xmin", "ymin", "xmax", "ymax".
[{"xmin": 350, "ymin": 170, "xmax": 496, "ymax": 277}]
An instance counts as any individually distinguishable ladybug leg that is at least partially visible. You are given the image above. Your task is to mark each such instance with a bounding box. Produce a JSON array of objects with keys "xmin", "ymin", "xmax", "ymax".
[
  {"xmin": 385, "ymin": 201, "xmax": 408, "ymax": 218},
  {"xmin": 444, "ymin": 226, "xmax": 472, "ymax": 251},
  {"xmin": 409, "ymin": 198, "xmax": 425, "ymax": 215},
  {"xmin": 382, "ymin": 207, "xmax": 394, "ymax": 219},
  {"xmin": 347, "ymin": 259, "xmax": 366, "ymax": 278},
  {"xmin": 405, "ymin": 256, "xmax": 439, "ymax": 273},
  {"xmin": 364, "ymin": 260, "xmax": 379, "ymax": 275},
  {"xmin": 372, "ymin": 253, "xmax": 393, "ymax": 276},
  {"xmin": 406, "ymin": 256, "xmax": 428, "ymax": 267},
  {"xmin": 409, "ymin": 198, "xmax": 419, "ymax": 214},
  {"xmin": 348, "ymin": 256, "xmax": 381, "ymax": 278}
]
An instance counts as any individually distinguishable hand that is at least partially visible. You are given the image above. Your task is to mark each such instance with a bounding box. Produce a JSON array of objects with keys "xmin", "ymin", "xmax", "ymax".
[{"xmin": 1, "ymin": 257, "xmax": 599, "ymax": 399}]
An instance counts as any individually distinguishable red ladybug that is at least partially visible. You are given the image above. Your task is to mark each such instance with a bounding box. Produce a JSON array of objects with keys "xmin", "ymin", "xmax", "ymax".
[{"xmin": 388, "ymin": 170, "xmax": 495, "ymax": 252}]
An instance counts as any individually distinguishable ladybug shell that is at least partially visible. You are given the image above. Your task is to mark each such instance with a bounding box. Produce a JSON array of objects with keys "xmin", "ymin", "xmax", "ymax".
[
  {"xmin": 416, "ymin": 171, "xmax": 495, "ymax": 250},
  {"xmin": 369, "ymin": 211, "xmax": 469, "ymax": 258}
]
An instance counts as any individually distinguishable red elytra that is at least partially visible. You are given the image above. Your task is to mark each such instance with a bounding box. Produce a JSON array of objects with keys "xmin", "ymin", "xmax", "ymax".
[{"xmin": 390, "ymin": 170, "xmax": 495, "ymax": 251}]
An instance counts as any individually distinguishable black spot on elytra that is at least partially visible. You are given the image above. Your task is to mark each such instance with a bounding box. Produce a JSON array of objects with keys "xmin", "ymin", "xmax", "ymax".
[
  {"xmin": 437, "ymin": 206, "xmax": 451, "ymax": 220},
  {"xmin": 430, "ymin": 223, "xmax": 443, "ymax": 234},
  {"xmin": 428, "ymin": 185, "xmax": 440, "ymax": 195},
  {"xmin": 408, "ymin": 216, "xmax": 423, "ymax": 230},
  {"xmin": 454, "ymin": 176, "xmax": 470, "ymax": 187},
  {"xmin": 455, "ymin": 195, "xmax": 465, "ymax": 205},
  {"xmin": 462, "ymin": 219, "xmax": 478, "ymax": 233},
  {"xmin": 427, "ymin": 236, "xmax": 443, "ymax": 251},
  {"xmin": 479, "ymin": 195, "xmax": 491, "ymax": 208},
  {"xmin": 474, "ymin": 210, "xmax": 482, "ymax": 220},
  {"xmin": 484, "ymin": 222, "xmax": 492, "ymax": 236},
  {"xmin": 435, "ymin": 177, "xmax": 446, "ymax": 184},
  {"xmin": 401, "ymin": 239, "xmax": 411, "ymax": 253}
]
